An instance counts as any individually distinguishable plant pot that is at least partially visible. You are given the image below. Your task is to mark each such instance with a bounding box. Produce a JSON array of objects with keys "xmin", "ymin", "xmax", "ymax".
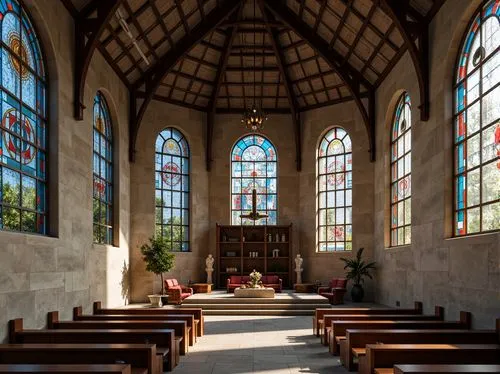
[
  {"xmin": 148, "ymin": 295, "xmax": 163, "ymax": 308},
  {"xmin": 351, "ymin": 284, "xmax": 364, "ymax": 302}
]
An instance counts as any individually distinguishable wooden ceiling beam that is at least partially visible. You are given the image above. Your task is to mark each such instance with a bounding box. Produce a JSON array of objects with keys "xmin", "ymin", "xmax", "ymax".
[
  {"xmin": 129, "ymin": 0, "xmax": 243, "ymax": 162},
  {"xmin": 215, "ymin": 108, "xmax": 292, "ymax": 114},
  {"xmin": 264, "ymin": 0, "xmax": 375, "ymax": 161},
  {"xmin": 377, "ymin": 0, "xmax": 430, "ymax": 121},
  {"xmin": 74, "ymin": 0, "xmax": 124, "ymax": 120}
]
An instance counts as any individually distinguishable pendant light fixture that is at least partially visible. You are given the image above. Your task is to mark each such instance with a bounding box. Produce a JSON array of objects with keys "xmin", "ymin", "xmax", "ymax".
[{"xmin": 241, "ymin": 0, "xmax": 268, "ymax": 132}]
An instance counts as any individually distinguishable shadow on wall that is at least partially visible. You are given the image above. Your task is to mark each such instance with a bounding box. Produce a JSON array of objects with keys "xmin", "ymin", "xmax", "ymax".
[{"xmin": 121, "ymin": 260, "xmax": 130, "ymax": 305}]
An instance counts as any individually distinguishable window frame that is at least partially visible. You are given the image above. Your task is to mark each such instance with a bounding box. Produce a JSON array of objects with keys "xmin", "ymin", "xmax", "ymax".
[
  {"xmin": 0, "ymin": 0, "xmax": 48, "ymax": 235},
  {"xmin": 230, "ymin": 134, "xmax": 278, "ymax": 226},
  {"xmin": 452, "ymin": 0, "xmax": 500, "ymax": 237},
  {"xmin": 316, "ymin": 126, "xmax": 353, "ymax": 252},
  {"xmin": 155, "ymin": 127, "xmax": 190, "ymax": 252},
  {"xmin": 92, "ymin": 91, "xmax": 114, "ymax": 245},
  {"xmin": 390, "ymin": 92, "xmax": 412, "ymax": 247}
]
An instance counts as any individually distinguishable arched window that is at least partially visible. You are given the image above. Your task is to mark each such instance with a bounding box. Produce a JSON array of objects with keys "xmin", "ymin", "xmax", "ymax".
[
  {"xmin": 155, "ymin": 128, "xmax": 190, "ymax": 252},
  {"xmin": 231, "ymin": 134, "xmax": 277, "ymax": 225},
  {"xmin": 92, "ymin": 92, "xmax": 113, "ymax": 244},
  {"xmin": 0, "ymin": 1, "xmax": 47, "ymax": 234},
  {"xmin": 390, "ymin": 93, "xmax": 412, "ymax": 246},
  {"xmin": 454, "ymin": 0, "xmax": 500, "ymax": 236},
  {"xmin": 317, "ymin": 127, "xmax": 352, "ymax": 252}
]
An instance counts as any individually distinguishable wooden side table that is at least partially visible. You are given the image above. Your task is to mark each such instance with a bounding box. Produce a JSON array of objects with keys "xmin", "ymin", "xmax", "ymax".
[{"xmin": 191, "ymin": 283, "xmax": 213, "ymax": 294}]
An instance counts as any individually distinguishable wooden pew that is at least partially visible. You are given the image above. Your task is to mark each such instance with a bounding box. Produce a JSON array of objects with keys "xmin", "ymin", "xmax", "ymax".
[
  {"xmin": 329, "ymin": 311, "xmax": 471, "ymax": 355},
  {"xmin": 48, "ymin": 311, "xmax": 188, "ymax": 356},
  {"xmin": 342, "ymin": 328, "xmax": 500, "ymax": 371},
  {"xmin": 93, "ymin": 301, "xmax": 204, "ymax": 337},
  {"xmin": 394, "ymin": 364, "xmax": 500, "ymax": 374},
  {"xmin": 9, "ymin": 319, "xmax": 175, "ymax": 372},
  {"xmin": 358, "ymin": 344, "xmax": 500, "ymax": 374},
  {"xmin": 321, "ymin": 306, "xmax": 444, "ymax": 345},
  {"xmin": 313, "ymin": 301, "xmax": 423, "ymax": 336},
  {"xmin": 74, "ymin": 306, "xmax": 196, "ymax": 346},
  {"xmin": 0, "ymin": 364, "xmax": 134, "ymax": 373},
  {"xmin": 0, "ymin": 344, "xmax": 158, "ymax": 374}
]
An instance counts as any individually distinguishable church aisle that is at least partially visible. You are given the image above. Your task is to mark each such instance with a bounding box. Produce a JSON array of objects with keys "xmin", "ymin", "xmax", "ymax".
[{"xmin": 173, "ymin": 315, "xmax": 346, "ymax": 374}]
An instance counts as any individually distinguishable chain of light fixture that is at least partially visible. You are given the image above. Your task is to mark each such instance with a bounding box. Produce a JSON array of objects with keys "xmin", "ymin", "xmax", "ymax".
[{"xmin": 241, "ymin": 0, "xmax": 268, "ymax": 132}]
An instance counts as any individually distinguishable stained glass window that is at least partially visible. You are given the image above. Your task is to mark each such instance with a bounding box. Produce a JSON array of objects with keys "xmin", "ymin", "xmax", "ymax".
[
  {"xmin": 317, "ymin": 127, "xmax": 352, "ymax": 252},
  {"xmin": 231, "ymin": 134, "xmax": 277, "ymax": 225},
  {"xmin": 390, "ymin": 93, "xmax": 412, "ymax": 246},
  {"xmin": 155, "ymin": 128, "xmax": 190, "ymax": 252},
  {"xmin": 93, "ymin": 92, "xmax": 113, "ymax": 244},
  {"xmin": 454, "ymin": 0, "xmax": 500, "ymax": 236},
  {"xmin": 0, "ymin": 0, "xmax": 47, "ymax": 234}
]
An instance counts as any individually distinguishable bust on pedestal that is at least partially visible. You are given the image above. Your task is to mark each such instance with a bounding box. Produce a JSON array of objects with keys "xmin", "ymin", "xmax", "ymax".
[
  {"xmin": 294, "ymin": 254, "xmax": 304, "ymax": 284},
  {"xmin": 205, "ymin": 254, "xmax": 214, "ymax": 284}
]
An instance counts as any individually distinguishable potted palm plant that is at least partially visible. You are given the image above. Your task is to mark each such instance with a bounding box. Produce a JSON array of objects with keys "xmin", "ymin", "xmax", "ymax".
[
  {"xmin": 340, "ymin": 247, "xmax": 376, "ymax": 302},
  {"xmin": 140, "ymin": 236, "xmax": 175, "ymax": 307}
]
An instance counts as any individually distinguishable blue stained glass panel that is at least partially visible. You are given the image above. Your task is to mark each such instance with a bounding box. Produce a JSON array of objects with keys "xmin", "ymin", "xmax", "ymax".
[{"xmin": 231, "ymin": 134, "xmax": 278, "ymax": 225}]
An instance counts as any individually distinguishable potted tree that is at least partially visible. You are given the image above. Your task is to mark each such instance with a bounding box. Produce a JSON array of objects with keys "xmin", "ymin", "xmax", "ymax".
[
  {"xmin": 340, "ymin": 247, "xmax": 376, "ymax": 302},
  {"xmin": 140, "ymin": 236, "xmax": 175, "ymax": 307}
]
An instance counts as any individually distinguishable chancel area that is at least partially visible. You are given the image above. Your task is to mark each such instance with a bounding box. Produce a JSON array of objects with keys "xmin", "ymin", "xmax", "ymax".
[{"xmin": 0, "ymin": 0, "xmax": 499, "ymax": 373}]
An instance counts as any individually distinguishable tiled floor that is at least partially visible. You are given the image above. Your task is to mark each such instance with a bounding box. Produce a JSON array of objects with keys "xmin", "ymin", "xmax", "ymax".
[{"xmin": 174, "ymin": 315, "xmax": 347, "ymax": 374}]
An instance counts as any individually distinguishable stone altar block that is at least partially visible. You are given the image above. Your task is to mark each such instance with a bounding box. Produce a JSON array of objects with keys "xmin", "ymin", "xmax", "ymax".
[{"xmin": 234, "ymin": 287, "xmax": 275, "ymax": 298}]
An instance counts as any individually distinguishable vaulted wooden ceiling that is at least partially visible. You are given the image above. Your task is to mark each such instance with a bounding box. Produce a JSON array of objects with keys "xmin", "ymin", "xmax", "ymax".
[{"xmin": 62, "ymin": 0, "xmax": 445, "ymax": 170}]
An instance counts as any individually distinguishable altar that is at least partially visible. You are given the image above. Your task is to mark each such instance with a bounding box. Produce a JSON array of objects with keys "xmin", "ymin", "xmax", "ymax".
[{"xmin": 233, "ymin": 287, "xmax": 275, "ymax": 298}]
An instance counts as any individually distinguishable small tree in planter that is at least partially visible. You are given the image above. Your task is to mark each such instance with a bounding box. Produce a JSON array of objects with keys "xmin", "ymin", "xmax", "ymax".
[
  {"xmin": 140, "ymin": 236, "xmax": 175, "ymax": 307},
  {"xmin": 340, "ymin": 247, "xmax": 376, "ymax": 302}
]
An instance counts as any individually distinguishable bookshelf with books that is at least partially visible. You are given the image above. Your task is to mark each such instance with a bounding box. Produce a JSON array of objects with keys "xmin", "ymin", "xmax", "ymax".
[{"xmin": 216, "ymin": 224, "xmax": 292, "ymax": 288}]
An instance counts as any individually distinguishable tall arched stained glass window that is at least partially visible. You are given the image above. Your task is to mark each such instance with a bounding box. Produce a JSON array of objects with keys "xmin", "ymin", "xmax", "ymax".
[
  {"xmin": 454, "ymin": 0, "xmax": 500, "ymax": 236},
  {"xmin": 231, "ymin": 134, "xmax": 277, "ymax": 225},
  {"xmin": 317, "ymin": 127, "xmax": 352, "ymax": 252},
  {"xmin": 93, "ymin": 92, "xmax": 113, "ymax": 244},
  {"xmin": 0, "ymin": 1, "xmax": 47, "ymax": 234},
  {"xmin": 390, "ymin": 93, "xmax": 412, "ymax": 246},
  {"xmin": 155, "ymin": 128, "xmax": 190, "ymax": 252}
]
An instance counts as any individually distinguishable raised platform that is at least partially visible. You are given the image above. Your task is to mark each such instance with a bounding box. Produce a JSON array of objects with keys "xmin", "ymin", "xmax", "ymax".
[{"xmin": 180, "ymin": 290, "xmax": 330, "ymax": 315}]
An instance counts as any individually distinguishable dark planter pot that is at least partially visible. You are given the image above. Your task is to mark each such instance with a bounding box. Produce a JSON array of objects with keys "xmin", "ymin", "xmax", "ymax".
[
  {"xmin": 161, "ymin": 295, "xmax": 169, "ymax": 305},
  {"xmin": 351, "ymin": 284, "xmax": 364, "ymax": 302}
]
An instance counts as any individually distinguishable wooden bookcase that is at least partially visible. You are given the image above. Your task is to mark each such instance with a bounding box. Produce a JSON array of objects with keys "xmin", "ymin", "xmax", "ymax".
[{"xmin": 216, "ymin": 224, "xmax": 293, "ymax": 289}]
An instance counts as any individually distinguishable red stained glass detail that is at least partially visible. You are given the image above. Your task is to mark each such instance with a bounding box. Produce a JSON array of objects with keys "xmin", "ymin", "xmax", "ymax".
[{"xmin": 161, "ymin": 162, "xmax": 181, "ymax": 186}]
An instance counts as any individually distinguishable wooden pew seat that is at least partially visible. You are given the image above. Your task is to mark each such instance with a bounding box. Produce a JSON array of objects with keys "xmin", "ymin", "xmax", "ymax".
[
  {"xmin": 341, "ymin": 326, "xmax": 500, "ymax": 371},
  {"xmin": 0, "ymin": 344, "xmax": 158, "ymax": 374},
  {"xmin": 74, "ymin": 307, "xmax": 197, "ymax": 346},
  {"xmin": 313, "ymin": 302, "xmax": 423, "ymax": 336},
  {"xmin": 0, "ymin": 364, "xmax": 137, "ymax": 373},
  {"xmin": 394, "ymin": 364, "xmax": 500, "ymax": 373},
  {"xmin": 359, "ymin": 344, "xmax": 500, "ymax": 374},
  {"xmin": 10, "ymin": 319, "xmax": 175, "ymax": 372}
]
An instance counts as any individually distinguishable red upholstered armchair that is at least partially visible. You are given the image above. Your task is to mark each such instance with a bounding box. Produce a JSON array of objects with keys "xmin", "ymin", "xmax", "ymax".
[
  {"xmin": 164, "ymin": 279, "xmax": 193, "ymax": 304},
  {"xmin": 318, "ymin": 278, "xmax": 347, "ymax": 305}
]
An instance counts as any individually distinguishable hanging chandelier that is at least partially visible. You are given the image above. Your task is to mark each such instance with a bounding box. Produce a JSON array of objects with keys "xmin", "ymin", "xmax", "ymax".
[{"xmin": 241, "ymin": 0, "xmax": 268, "ymax": 132}]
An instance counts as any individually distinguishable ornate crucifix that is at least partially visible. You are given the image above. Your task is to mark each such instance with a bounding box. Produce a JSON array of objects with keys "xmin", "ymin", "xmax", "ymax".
[{"xmin": 240, "ymin": 189, "xmax": 268, "ymax": 221}]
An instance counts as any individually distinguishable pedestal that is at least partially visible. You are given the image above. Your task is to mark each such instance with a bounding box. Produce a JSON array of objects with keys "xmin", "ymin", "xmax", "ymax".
[{"xmin": 206, "ymin": 269, "xmax": 213, "ymax": 284}]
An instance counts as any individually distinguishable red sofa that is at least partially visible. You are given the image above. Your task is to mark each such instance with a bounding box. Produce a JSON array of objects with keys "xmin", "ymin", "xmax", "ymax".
[
  {"xmin": 318, "ymin": 278, "xmax": 347, "ymax": 305},
  {"xmin": 164, "ymin": 279, "xmax": 193, "ymax": 304},
  {"xmin": 227, "ymin": 275, "xmax": 282, "ymax": 293}
]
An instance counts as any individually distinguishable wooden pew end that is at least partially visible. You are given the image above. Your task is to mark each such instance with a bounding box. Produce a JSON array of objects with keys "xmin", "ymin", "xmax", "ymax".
[
  {"xmin": 434, "ymin": 306, "xmax": 444, "ymax": 320},
  {"xmin": 47, "ymin": 311, "xmax": 59, "ymax": 328},
  {"xmin": 94, "ymin": 301, "xmax": 102, "ymax": 314},
  {"xmin": 460, "ymin": 311, "xmax": 472, "ymax": 328},
  {"xmin": 73, "ymin": 306, "xmax": 83, "ymax": 320},
  {"xmin": 8, "ymin": 318, "xmax": 23, "ymax": 343}
]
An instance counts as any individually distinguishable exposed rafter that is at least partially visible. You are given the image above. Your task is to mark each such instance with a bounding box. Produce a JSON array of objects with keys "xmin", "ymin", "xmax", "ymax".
[
  {"xmin": 74, "ymin": 0, "xmax": 124, "ymax": 120},
  {"xmin": 259, "ymin": 1, "xmax": 301, "ymax": 171},
  {"xmin": 264, "ymin": 0, "xmax": 376, "ymax": 161},
  {"xmin": 377, "ymin": 0, "xmax": 430, "ymax": 121},
  {"xmin": 129, "ymin": 0, "xmax": 244, "ymax": 161},
  {"xmin": 206, "ymin": 7, "xmax": 242, "ymax": 171}
]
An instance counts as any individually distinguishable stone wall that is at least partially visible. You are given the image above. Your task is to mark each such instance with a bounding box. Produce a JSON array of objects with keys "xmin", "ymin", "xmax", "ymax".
[
  {"xmin": 129, "ymin": 102, "xmax": 209, "ymax": 302},
  {"xmin": 373, "ymin": 0, "xmax": 500, "ymax": 328},
  {"xmin": 0, "ymin": 0, "xmax": 130, "ymax": 342}
]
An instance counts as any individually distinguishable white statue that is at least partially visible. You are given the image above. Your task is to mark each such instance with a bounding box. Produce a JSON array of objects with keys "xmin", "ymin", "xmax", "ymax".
[
  {"xmin": 205, "ymin": 254, "xmax": 214, "ymax": 284},
  {"xmin": 294, "ymin": 254, "xmax": 304, "ymax": 284}
]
